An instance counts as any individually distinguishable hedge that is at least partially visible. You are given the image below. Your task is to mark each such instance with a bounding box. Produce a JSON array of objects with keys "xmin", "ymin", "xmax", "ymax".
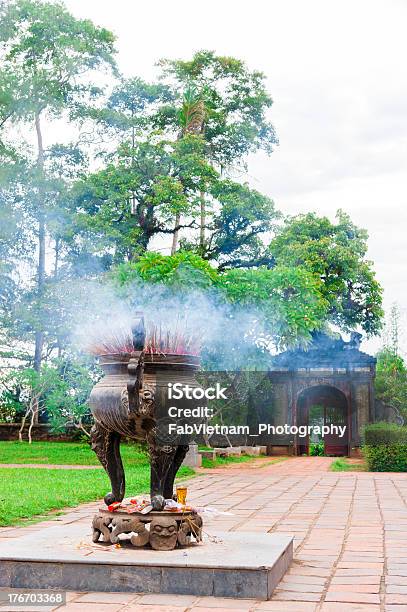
[
  {"xmin": 363, "ymin": 443, "xmax": 407, "ymax": 472},
  {"xmin": 364, "ymin": 422, "xmax": 407, "ymax": 446},
  {"xmin": 363, "ymin": 422, "xmax": 407, "ymax": 472}
]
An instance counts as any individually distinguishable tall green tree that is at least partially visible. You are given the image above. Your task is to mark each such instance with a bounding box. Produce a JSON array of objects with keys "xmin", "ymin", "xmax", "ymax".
[
  {"xmin": 269, "ymin": 210, "xmax": 383, "ymax": 335},
  {"xmin": 72, "ymin": 134, "xmax": 216, "ymax": 261},
  {"xmin": 0, "ymin": 0, "xmax": 116, "ymax": 375},
  {"xmin": 158, "ymin": 51, "xmax": 277, "ymax": 167},
  {"xmin": 71, "ymin": 128, "xmax": 278, "ymax": 266},
  {"xmin": 76, "ymin": 51, "xmax": 278, "ymax": 264},
  {"xmin": 374, "ymin": 304, "xmax": 407, "ymax": 422},
  {"xmin": 159, "ymin": 51, "xmax": 277, "ymax": 254}
]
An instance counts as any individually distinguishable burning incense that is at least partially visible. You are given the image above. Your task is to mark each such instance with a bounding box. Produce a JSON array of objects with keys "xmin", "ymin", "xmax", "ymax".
[{"xmin": 87, "ymin": 319, "xmax": 200, "ymax": 357}]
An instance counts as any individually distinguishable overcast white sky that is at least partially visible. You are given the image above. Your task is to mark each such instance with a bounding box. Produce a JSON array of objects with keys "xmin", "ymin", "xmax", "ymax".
[{"xmin": 64, "ymin": 0, "xmax": 407, "ymax": 353}]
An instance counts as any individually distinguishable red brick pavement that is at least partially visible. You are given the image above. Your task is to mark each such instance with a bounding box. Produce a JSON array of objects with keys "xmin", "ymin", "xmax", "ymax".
[{"xmin": 1, "ymin": 457, "xmax": 406, "ymax": 612}]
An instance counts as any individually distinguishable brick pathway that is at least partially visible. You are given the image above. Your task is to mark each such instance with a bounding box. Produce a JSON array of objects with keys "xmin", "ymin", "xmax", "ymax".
[{"xmin": 1, "ymin": 457, "xmax": 406, "ymax": 612}]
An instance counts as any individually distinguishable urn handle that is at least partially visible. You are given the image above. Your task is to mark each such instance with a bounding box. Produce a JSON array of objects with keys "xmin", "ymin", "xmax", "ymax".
[{"xmin": 127, "ymin": 316, "xmax": 145, "ymax": 414}]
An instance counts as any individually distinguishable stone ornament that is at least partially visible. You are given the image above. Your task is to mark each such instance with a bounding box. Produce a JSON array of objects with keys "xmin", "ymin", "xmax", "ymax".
[
  {"xmin": 111, "ymin": 516, "xmax": 143, "ymax": 544},
  {"xmin": 109, "ymin": 515, "xmax": 150, "ymax": 547},
  {"xmin": 92, "ymin": 510, "xmax": 203, "ymax": 551},
  {"xmin": 149, "ymin": 516, "xmax": 178, "ymax": 550},
  {"xmin": 92, "ymin": 514, "xmax": 112, "ymax": 543},
  {"xmin": 177, "ymin": 514, "xmax": 203, "ymax": 546},
  {"xmin": 130, "ymin": 524, "xmax": 150, "ymax": 547}
]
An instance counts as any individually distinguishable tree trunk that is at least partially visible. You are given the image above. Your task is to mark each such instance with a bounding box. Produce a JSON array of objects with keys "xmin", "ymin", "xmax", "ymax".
[
  {"xmin": 33, "ymin": 110, "xmax": 45, "ymax": 424},
  {"xmin": 199, "ymin": 190, "xmax": 205, "ymax": 252},
  {"xmin": 28, "ymin": 398, "xmax": 38, "ymax": 444},
  {"xmin": 53, "ymin": 236, "xmax": 60, "ymax": 279},
  {"xmin": 18, "ymin": 408, "xmax": 29, "ymax": 442},
  {"xmin": 54, "ymin": 237, "xmax": 64, "ymax": 358},
  {"xmin": 33, "ymin": 212, "xmax": 45, "ymax": 373},
  {"xmin": 171, "ymin": 212, "xmax": 181, "ymax": 255}
]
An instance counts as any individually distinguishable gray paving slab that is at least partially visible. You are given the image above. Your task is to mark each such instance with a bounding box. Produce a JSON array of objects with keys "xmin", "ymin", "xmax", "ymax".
[{"xmin": 0, "ymin": 523, "xmax": 293, "ymax": 600}]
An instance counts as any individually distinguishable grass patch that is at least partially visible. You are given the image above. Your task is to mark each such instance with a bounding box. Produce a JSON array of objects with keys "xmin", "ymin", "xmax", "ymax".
[
  {"xmin": 200, "ymin": 453, "xmax": 284, "ymax": 469},
  {"xmin": 0, "ymin": 442, "xmax": 195, "ymax": 526},
  {"xmin": 202, "ymin": 454, "xmax": 254, "ymax": 468},
  {"xmin": 330, "ymin": 458, "xmax": 366, "ymax": 472},
  {"xmin": 0, "ymin": 441, "xmax": 147, "ymax": 466},
  {"xmin": 0, "ymin": 464, "xmax": 194, "ymax": 527}
]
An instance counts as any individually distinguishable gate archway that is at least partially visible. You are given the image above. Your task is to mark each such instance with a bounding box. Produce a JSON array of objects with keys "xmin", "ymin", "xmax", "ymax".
[{"xmin": 296, "ymin": 385, "xmax": 349, "ymax": 456}]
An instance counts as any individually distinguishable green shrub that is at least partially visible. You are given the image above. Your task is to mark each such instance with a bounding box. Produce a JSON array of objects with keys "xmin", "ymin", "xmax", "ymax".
[
  {"xmin": 309, "ymin": 442, "xmax": 324, "ymax": 456},
  {"xmin": 362, "ymin": 422, "xmax": 407, "ymax": 472},
  {"xmin": 363, "ymin": 443, "xmax": 407, "ymax": 472},
  {"xmin": 363, "ymin": 422, "xmax": 407, "ymax": 446}
]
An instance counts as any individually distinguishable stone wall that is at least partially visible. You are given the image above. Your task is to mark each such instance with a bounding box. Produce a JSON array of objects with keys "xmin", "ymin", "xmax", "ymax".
[{"xmin": 0, "ymin": 423, "xmax": 77, "ymax": 442}]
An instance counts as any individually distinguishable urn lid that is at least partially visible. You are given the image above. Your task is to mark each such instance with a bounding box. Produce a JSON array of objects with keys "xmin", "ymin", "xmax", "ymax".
[{"xmin": 98, "ymin": 352, "xmax": 200, "ymax": 373}]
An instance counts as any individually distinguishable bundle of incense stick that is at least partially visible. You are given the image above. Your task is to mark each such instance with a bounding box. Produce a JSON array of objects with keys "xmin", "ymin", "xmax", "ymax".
[
  {"xmin": 87, "ymin": 327, "xmax": 135, "ymax": 356},
  {"xmin": 144, "ymin": 323, "xmax": 200, "ymax": 355},
  {"xmin": 87, "ymin": 321, "xmax": 200, "ymax": 356}
]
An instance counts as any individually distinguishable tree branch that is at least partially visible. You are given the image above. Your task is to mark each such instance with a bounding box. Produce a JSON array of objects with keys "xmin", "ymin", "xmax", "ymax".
[
  {"xmin": 158, "ymin": 219, "xmax": 199, "ymax": 234},
  {"xmin": 217, "ymin": 254, "xmax": 275, "ymax": 272}
]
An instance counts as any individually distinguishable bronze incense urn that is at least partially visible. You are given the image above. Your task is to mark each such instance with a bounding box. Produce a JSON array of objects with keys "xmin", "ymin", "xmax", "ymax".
[{"xmin": 89, "ymin": 319, "xmax": 200, "ymax": 513}]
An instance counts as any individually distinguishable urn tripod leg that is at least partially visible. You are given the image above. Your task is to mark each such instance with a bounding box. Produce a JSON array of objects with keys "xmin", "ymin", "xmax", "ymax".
[
  {"xmin": 148, "ymin": 443, "xmax": 189, "ymax": 506},
  {"xmin": 164, "ymin": 444, "xmax": 189, "ymax": 499},
  {"xmin": 90, "ymin": 423, "xmax": 125, "ymax": 505},
  {"xmin": 148, "ymin": 443, "xmax": 178, "ymax": 509}
]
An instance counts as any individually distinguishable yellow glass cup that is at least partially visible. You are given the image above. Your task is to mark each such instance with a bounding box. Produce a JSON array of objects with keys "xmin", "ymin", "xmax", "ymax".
[{"xmin": 176, "ymin": 485, "xmax": 187, "ymax": 505}]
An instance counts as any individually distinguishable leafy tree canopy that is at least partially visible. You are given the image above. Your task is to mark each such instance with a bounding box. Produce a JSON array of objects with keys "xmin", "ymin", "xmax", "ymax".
[
  {"xmin": 84, "ymin": 50, "xmax": 277, "ymax": 166},
  {"xmin": 70, "ymin": 134, "xmax": 217, "ymax": 259},
  {"xmin": 375, "ymin": 348, "xmax": 407, "ymax": 421},
  {"xmin": 73, "ymin": 50, "xmax": 279, "ymax": 264},
  {"xmin": 0, "ymin": 5, "xmax": 384, "ymax": 435},
  {"xmin": 0, "ymin": 0, "xmax": 117, "ymax": 376},
  {"xmin": 0, "ymin": 0, "xmax": 116, "ymax": 121},
  {"xmin": 269, "ymin": 210, "xmax": 383, "ymax": 335},
  {"xmin": 113, "ymin": 252, "xmax": 329, "ymax": 351},
  {"xmin": 115, "ymin": 251, "xmax": 219, "ymax": 289},
  {"xmin": 157, "ymin": 50, "xmax": 278, "ymax": 166}
]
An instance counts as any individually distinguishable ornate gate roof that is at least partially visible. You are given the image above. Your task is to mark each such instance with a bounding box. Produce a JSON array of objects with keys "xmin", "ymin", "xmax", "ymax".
[{"xmin": 270, "ymin": 332, "xmax": 376, "ymax": 371}]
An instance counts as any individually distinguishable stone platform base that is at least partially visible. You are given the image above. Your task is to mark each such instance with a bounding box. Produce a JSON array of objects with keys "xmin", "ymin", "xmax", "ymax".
[{"xmin": 0, "ymin": 523, "xmax": 293, "ymax": 600}]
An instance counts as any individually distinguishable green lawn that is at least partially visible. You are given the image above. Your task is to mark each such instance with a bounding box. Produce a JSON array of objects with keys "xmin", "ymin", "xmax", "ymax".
[
  {"xmin": 0, "ymin": 441, "xmax": 194, "ymax": 527},
  {"xmin": 0, "ymin": 440, "xmax": 147, "ymax": 466},
  {"xmin": 0, "ymin": 441, "xmax": 281, "ymax": 526},
  {"xmin": 0, "ymin": 464, "xmax": 193, "ymax": 527},
  {"xmin": 202, "ymin": 454, "xmax": 257, "ymax": 468},
  {"xmin": 201, "ymin": 453, "xmax": 286, "ymax": 468}
]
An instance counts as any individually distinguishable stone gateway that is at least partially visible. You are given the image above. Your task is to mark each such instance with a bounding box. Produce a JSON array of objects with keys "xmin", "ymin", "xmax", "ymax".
[{"xmin": 268, "ymin": 332, "xmax": 377, "ymax": 456}]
